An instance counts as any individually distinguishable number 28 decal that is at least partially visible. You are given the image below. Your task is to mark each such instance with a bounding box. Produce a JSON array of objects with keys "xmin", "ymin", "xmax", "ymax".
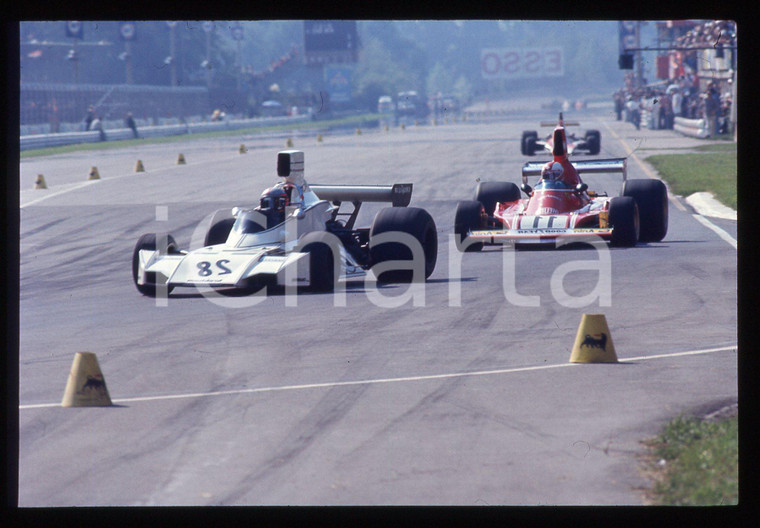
[{"xmin": 197, "ymin": 259, "xmax": 232, "ymax": 276}]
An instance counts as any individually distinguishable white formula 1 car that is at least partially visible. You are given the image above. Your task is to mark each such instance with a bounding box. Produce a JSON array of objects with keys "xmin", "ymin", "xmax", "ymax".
[{"xmin": 132, "ymin": 150, "xmax": 438, "ymax": 296}]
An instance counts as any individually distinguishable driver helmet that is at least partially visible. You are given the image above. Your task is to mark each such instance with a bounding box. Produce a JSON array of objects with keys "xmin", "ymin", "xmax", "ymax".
[
  {"xmin": 541, "ymin": 162, "xmax": 564, "ymax": 182},
  {"xmin": 258, "ymin": 186, "xmax": 289, "ymax": 227}
]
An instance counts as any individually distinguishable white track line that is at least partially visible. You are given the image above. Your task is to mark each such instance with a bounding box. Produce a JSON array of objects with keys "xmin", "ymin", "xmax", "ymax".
[
  {"xmin": 19, "ymin": 345, "xmax": 737, "ymax": 410},
  {"xmin": 692, "ymin": 214, "xmax": 738, "ymax": 249},
  {"xmin": 601, "ymin": 120, "xmax": 737, "ymax": 249}
]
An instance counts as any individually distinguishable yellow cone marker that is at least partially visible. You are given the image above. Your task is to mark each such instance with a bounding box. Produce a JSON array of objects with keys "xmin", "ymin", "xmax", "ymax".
[
  {"xmin": 239, "ymin": 144, "xmax": 247, "ymax": 154},
  {"xmin": 286, "ymin": 137, "xmax": 293, "ymax": 147},
  {"xmin": 88, "ymin": 166, "xmax": 100, "ymax": 180},
  {"xmin": 177, "ymin": 153, "xmax": 186, "ymax": 165},
  {"xmin": 317, "ymin": 133, "xmax": 323, "ymax": 143},
  {"xmin": 569, "ymin": 314, "xmax": 618, "ymax": 363},
  {"xmin": 61, "ymin": 352, "xmax": 112, "ymax": 407},
  {"xmin": 135, "ymin": 160, "xmax": 145, "ymax": 172},
  {"xmin": 34, "ymin": 174, "xmax": 48, "ymax": 189}
]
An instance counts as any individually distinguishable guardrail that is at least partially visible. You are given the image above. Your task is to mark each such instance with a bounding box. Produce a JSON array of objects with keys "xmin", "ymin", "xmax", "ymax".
[
  {"xmin": 20, "ymin": 115, "xmax": 311, "ymax": 151},
  {"xmin": 673, "ymin": 116, "xmax": 708, "ymax": 138}
]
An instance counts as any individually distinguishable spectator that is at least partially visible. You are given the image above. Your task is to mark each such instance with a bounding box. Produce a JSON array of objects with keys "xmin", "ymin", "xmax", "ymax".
[
  {"xmin": 671, "ymin": 86, "xmax": 683, "ymax": 118},
  {"xmin": 614, "ymin": 91, "xmax": 624, "ymax": 121},
  {"xmin": 704, "ymin": 83, "xmax": 720, "ymax": 137},
  {"xmin": 84, "ymin": 105, "xmax": 95, "ymax": 131},
  {"xmin": 660, "ymin": 91, "xmax": 674, "ymax": 129},
  {"xmin": 125, "ymin": 112, "xmax": 139, "ymax": 138},
  {"xmin": 90, "ymin": 115, "xmax": 106, "ymax": 141}
]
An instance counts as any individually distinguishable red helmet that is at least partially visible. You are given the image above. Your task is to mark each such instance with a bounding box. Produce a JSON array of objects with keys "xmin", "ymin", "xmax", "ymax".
[{"xmin": 541, "ymin": 162, "xmax": 564, "ymax": 181}]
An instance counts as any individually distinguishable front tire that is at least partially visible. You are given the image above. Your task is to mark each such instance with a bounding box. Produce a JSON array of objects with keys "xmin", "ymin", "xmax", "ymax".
[
  {"xmin": 454, "ymin": 200, "xmax": 485, "ymax": 252},
  {"xmin": 369, "ymin": 207, "xmax": 438, "ymax": 283},
  {"xmin": 474, "ymin": 181, "xmax": 521, "ymax": 217},
  {"xmin": 204, "ymin": 209, "xmax": 236, "ymax": 246},
  {"xmin": 297, "ymin": 231, "xmax": 339, "ymax": 292},
  {"xmin": 132, "ymin": 233, "xmax": 178, "ymax": 296},
  {"xmin": 609, "ymin": 197, "xmax": 639, "ymax": 247},
  {"xmin": 623, "ymin": 179, "xmax": 668, "ymax": 242}
]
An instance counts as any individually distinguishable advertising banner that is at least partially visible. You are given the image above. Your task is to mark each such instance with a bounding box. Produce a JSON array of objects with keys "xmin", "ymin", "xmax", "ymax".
[{"xmin": 480, "ymin": 47, "xmax": 564, "ymax": 79}]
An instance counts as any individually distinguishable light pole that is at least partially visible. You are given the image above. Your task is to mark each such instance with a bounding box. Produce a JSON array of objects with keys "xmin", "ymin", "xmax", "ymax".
[
  {"xmin": 202, "ymin": 21, "xmax": 214, "ymax": 90},
  {"xmin": 167, "ymin": 21, "xmax": 177, "ymax": 87}
]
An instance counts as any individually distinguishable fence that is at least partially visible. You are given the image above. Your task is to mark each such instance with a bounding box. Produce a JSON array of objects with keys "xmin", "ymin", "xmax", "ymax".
[
  {"xmin": 20, "ymin": 115, "xmax": 311, "ymax": 151},
  {"xmin": 21, "ymin": 83, "xmax": 210, "ymax": 129}
]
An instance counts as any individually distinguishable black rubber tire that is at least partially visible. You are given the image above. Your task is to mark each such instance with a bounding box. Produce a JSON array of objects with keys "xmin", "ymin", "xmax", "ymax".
[
  {"xmin": 521, "ymin": 131, "xmax": 538, "ymax": 155},
  {"xmin": 297, "ymin": 231, "xmax": 339, "ymax": 292},
  {"xmin": 369, "ymin": 207, "xmax": 438, "ymax": 283},
  {"xmin": 132, "ymin": 233, "xmax": 178, "ymax": 296},
  {"xmin": 622, "ymin": 179, "xmax": 668, "ymax": 242},
  {"xmin": 454, "ymin": 200, "xmax": 485, "ymax": 252},
  {"xmin": 585, "ymin": 130, "xmax": 601, "ymax": 155},
  {"xmin": 204, "ymin": 209, "xmax": 236, "ymax": 246},
  {"xmin": 609, "ymin": 197, "xmax": 640, "ymax": 247},
  {"xmin": 474, "ymin": 181, "xmax": 521, "ymax": 216},
  {"xmin": 525, "ymin": 137, "xmax": 537, "ymax": 156}
]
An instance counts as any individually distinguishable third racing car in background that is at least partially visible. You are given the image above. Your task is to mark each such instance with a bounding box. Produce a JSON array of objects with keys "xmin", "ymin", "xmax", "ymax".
[
  {"xmin": 456, "ymin": 115, "xmax": 667, "ymax": 250},
  {"xmin": 521, "ymin": 113, "xmax": 601, "ymax": 156}
]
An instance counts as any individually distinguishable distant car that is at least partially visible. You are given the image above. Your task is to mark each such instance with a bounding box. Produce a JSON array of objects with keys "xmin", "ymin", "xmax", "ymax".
[
  {"xmin": 521, "ymin": 115, "xmax": 601, "ymax": 156},
  {"xmin": 260, "ymin": 100, "xmax": 287, "ymax": 117},
  {"xmin": 455, "ymin": 114, "xmax": 667, "ymax": 249},
  {"xmin": 132, "ymin": 150, "xmax": 438, "ymax": 296},
  {"xmin": 378, "ymin": 95, "xmax": 394, "ymax": 114},
  {"xmin": 396, "ymin": 90, "xmax": 429, "ymax": 119}
]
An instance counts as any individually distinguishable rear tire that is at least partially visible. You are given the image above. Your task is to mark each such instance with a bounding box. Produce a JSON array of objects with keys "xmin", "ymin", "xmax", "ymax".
[
  {"xmin": 623, "ymin": 179, "xmax": 668, "ymax": 242},
  {"xmin": 521, "ymin": 131, "xmax": 538, "ymax": 155},
  {"xmin": 609, "ymin": 197, "xmax": 639, "ymax": 247},
  {"xmin": 297, "ymin": 231, "xmax": 338, "ymax": 292},
  {"xmin": 474, "ymin": 181, "xmax": 520, "ymax": 216},
  {"xmin": 132, "ymin": 233, "xmax": 178, "ymax": 296},
  {"xmin": 454, "ymin": 200, "xmax": 485, "ymax": 252},
  {"xmin": 585, "ymin": 130, "xmax": 601, "ymax": 155},
  {"xmin": 369, "ymin": 207, "xmax": 438, "ymax": 283}
]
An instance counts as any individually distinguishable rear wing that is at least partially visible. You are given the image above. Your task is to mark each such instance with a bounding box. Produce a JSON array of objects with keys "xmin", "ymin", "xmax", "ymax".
[
  {"xmin": 521, "ymin": 158, "xmax": 627, "ymax": 185},
  {"xmin": 540, "ymin": 121, "xmax": 579, "ymax": 127},
  {"xmin": 310, "ymin": 183, "xmax": 412, "ymax": 207},
  {"xmin": 310, "ymin": 183, "xmax": 413, "ymax": 229}
]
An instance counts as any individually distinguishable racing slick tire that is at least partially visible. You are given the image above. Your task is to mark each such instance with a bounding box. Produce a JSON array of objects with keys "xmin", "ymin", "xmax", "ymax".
[
  {"xmin": 609, "ymin": 196, "xmax": 640, "ymax": 247},
  {"xmin": 132, "ymin": 233, "xmax": 178, "ymax": 296},
  {"xmin": 454, "ymin": 200, "xmax": 485, "ymax": 252},
  {"xmin": 622, "ymin": 179, "xmax": 668, "ymax": 242},
  {"xmin": 585, "ymin": 130, "xmax": 601, "ymax": 155},
  {"xmin": 369, "ymin": 207, "xmax": 438, "ymax": 283},
  {"xmin": 297, "ymin": 231, "xmax": 339, "ymax": 292},
  {"xmin": 525, "ymin": 137, "xmax": 538, "ymax": 156},
  {"xmin": 521, "ymin": 131, "xmax": 538, "ymax": 155},
  {"xmin": 475, "ymin": 181, "xmax": 521, "ymax": 217},
  {"xmin": 204, "ymin": 209, "xmax": 236, "ymax": 246}
]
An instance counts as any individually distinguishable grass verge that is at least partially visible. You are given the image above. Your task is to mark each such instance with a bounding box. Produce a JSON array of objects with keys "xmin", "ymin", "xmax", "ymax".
[
  {"xmin": 20, "ymin": 113, "xmax": 384, "ymax": 159},
  {"xmin": 646, "ymin": 146, "xmax": 736, "ymax": 210},
  {"xmin": 641, "ymin": 413, "xmax": 738, "ymax": 505}
]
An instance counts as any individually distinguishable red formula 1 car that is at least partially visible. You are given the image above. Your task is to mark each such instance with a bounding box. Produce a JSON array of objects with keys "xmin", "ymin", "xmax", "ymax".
[
  {"xmin": 455, "ymin": 116, "xmax": 668, "ymax": 250},
  {"xmin": 521, "ymin": 114, "xmax": 601, "ymax": 156}
]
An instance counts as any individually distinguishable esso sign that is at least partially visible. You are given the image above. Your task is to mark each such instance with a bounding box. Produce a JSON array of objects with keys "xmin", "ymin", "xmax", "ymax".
[{"xmin": 481, "ymin": 47, "xmax": 564, "ymax": 79}]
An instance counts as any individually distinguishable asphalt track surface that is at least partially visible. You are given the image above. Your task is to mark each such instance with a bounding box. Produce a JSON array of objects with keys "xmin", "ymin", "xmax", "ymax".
[{"xmin": 18, "ymin": 105, "xmax": 737, "ymax": 506}]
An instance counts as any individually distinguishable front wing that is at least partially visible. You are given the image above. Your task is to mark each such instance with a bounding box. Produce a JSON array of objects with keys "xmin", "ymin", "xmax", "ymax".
[{"xmin": 468, "ymin": 227, "xmax": 613, "ymax": 245}]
